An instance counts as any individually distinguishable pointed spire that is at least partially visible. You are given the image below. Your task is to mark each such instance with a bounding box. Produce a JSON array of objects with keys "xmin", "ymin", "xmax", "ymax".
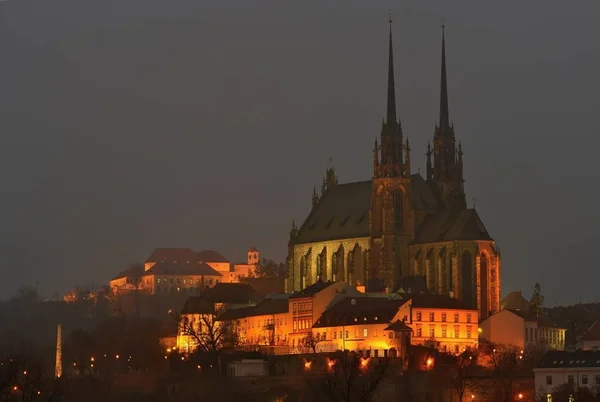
[
  {"xmin": 439, "ymin": 24, "xmax": 450, "ymax": 132},
  {"xmin": 312, "ymin": 186, "xmax": 319, "ymax": 209},
  {"xmin": 386, "ymin": 12, "xmax": 397, "ymax": 128},
  {"xmin": 373, "ymin": 137, "xmax": 379, "ymax": 178}
]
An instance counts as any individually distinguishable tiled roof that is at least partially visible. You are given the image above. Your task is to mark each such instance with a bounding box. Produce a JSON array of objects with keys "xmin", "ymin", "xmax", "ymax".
[
  {"xmin": 201, "ymin": 283, "xmax": 259, "ymax": 304},
  {"xmin": 294, "ymin": 174, "xmax": 438, "ymax": 244},
  {"xmin": 111, "ymin": 264, "xmax": 144, "ymax": 281},
  {"xmin": 217, "ymin": 298, "xmax": 289, "ymax": 321},
  {"xmin": 583, "ymin": 320, "xmax": 600, "ymax": 341},
  {"xmin": 537, "ymin": 351, "xmax": 600, "ymax": 369},
  {"xmin": 145, "ymin": 261, "xmax": 222, "ymax": 277},
  {"xmin": 145, "ymin": 248, "xmax": 198, "ymax": 263},
  {"xmin": 240, "ymin": 277, "xmax": 285, "ymax": 298},
  {"xmin": 394, "ymin": 276, "xmax": 429, "ymax": 295},
  {"xmin": 180, "ymin": 296, "xmax": 215, "ymax": 314},
  {"xmin": 289, "ymin": 280, "xmax": 336, "ymax": 299},
  {"xmin": 407, "ymin": 294, "xmax": 475, "ymax": 310},
  {"xmin": 313, "ymin": 297, "xmax": 408, "ymax": 328},
  {"xmin": 385, "ymin": 320, "xmax": 412, "ymax": 331},
  {"xmin": 411, "ymin": 209, "xmax": 493, "ymax": 245},
  {"xmin": 196, "ymin": 250, "xmax": 230, "ymax": 263}
]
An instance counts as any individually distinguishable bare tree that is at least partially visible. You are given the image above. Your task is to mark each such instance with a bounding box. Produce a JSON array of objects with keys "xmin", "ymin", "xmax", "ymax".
[
  {"xmin": 303, "ymin": 333, "xmax": 324, "ymax": 354},
  {"xmin": 486, "ymin": 344, "xmax": 521, "ymax": 402},
  {"xmin": 0, "ymin": 352, "xmax": 64, "ymax": 402},
  {"xmin": 178, "ymin": 311, "xmax": 238, "ymax": 353},
  {"xmin": 450, "ymin": 349, "xmax": 478, "ymax": 402},
  {"xmin": 305, "ymin": 351, "xmax": 389, "ymax": 402}
]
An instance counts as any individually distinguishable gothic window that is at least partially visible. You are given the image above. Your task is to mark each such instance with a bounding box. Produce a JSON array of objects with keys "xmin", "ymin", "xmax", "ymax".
[
  {"xmin": 447, "ymin": 252, "xmax": 455, "ymax": 292},
  {"xmin": 427, "ymin": 250, "xmax": 435, "ymax": 293},
  {"xmin": 317, "ymin": 247, "xmax": 327, "ymax": 282},
  {"xmin": 438, "ymin": 250, "xmax": 446, "ymax": 294},
  {"xmin": 393, "ymin": 189, "xmax": 403, "ymax": 231},
  {"xmin": 480, "ymin": 253, "xmax": 489, "ymax": 318},
  {"xmin": 461, "ymin": 251, "xmax": 474, "ymax": 308},
  {"xmin": 372, "ymin": 186, "xmax": 385, "ymax": 237},
  {"xmin": 300, "ymin": 256, "xmax": 306, "ymax": 289},
  {"xmin": 352, "ymin": 244, "xmax": 363, "ymax": 286}
]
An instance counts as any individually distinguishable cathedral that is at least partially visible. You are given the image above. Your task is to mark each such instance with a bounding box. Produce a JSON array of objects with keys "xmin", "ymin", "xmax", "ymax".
[{"xmin": 286, "ymin": 23, "xmax": 501, "ymax": 318}]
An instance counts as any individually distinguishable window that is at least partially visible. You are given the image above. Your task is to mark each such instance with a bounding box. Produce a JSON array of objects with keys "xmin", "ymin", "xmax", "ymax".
[
  {"xmin": 416, "ymin": 312, "xmax": 422, "ymax": 321},
  {"xmin": 568, "ymin": 375, "xmax": 574, "ymax": 385},
  {"xmin": 355, "ymin": 329, "xmax": 359, "ymax": 338},
  {"xmin": 293, "ymin": 303, "xmax": 297, "ymax": 313},
  {"xmin": 429, "ymin": 326, "xmax": 435, "ymax": 338},
  {"xmin": 345, "ymin": 331, "xmax": 349, "ymax": 339},
  {"xmin": 373, "ymin": 329, "xmax": 378, "ymax": 337},
  {"xmin": 441, "ymin": 327, "xmax": 447, "ymax": 338},
  {"xmin": 334, "ymin": 331, "xmax": 337, "ymax": 339},
  {"xmin": 363, "ymin": 329, "xmax": 368, "ymax": 337},
  {"xmin": 454, "ymin": 325, "xmax": 460, "ymax": 338},
  {"xmin": 293, "ymin": 320, "xmax": 297, "ymax": 331},
  {"xmin": 545, "ymin": 376, "xmax": 553, "ymax": 385},
  {"xmin": 429, "ymin": 312, "xmax": 435, "ymax": 322},
  {"xmin": 467, "ymin": 326, "xmax": 472, "ymax": 339},
  {"xmin": 454, "ymin": 313, "xmax": 459, "ymax": 322},
  {"xmin": 389, "ymin": 332, "xmax": 393, "ymax": 339},
  {"xmin": 441, "ymin": 313, "xmax": 447, "ymax": 322},
  {"xmin": 583, "ymin": 375, "xmax": 588, "ymax": 385},
  {"xmin": 466, "ymin": 314, "xmax": 471, "ymax": 323},
  {"xmin": 416, "ymin": 327, "xmax": 422, "ymax": 337}
]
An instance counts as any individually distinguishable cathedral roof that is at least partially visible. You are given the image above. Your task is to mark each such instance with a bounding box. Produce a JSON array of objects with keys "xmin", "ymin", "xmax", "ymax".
[
  {"xmin": 145, "ymin": 248, "xmax": 197, "ymax": 263},
  {"xmin": 294, "ymin": 174, "xmax": 437, "ymax": 244},
  {"xmin": 411, "ymin": 208, "xmax": 493, "ymax": 245}
]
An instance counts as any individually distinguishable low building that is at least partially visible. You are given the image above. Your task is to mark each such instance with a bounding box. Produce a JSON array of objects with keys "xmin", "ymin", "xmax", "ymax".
[
  {"xmin": 232, "ymin": 247, "xmax": 261, "ymax": 279},
  {"xmin": 176, "ymin": 283, "xmax": 260, "ymax": 353},
  {"xmin": 479, "ymin": 309, "xmax": 566, "ymax": 351},
  {"xmin": 217, "ymin": 296, "xmax": 291, "ymax": 348},
  {"xmin": 582, "ymin": 320, "xmax": 600, "ymax": 351},
  {"xmin": 226, "ymin": 359, "xmax": 268, "ymax": 377},
  {"xmin": 534, "ymin": 350, "xmax": 600, "ymax": 401},
  {"xmin": 399, "ymin": 294, "xmax": 479, "ymax": 354},
  {"xmin": 287, "ymin": 280, "xmax": 361, "ymax": 351},
  {"xmin": 312, "ymin": 296, "xmax": 411, "ymax": 360}
]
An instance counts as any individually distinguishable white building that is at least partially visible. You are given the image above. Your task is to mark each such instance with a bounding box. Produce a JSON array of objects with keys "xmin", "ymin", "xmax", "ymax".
[{"xmin": 534, "ymin": 351, "xmax": 600, "ymax": 401}]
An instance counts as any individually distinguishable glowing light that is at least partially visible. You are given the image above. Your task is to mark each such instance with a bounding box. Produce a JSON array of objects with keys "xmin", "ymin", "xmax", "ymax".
[
  {"xmin": 116, "ymin": 354, "xmax": 120, "ymax": 359},
  {"xmin": 471, "ymin": 395, "xmax": 475, "ymax": 400},
  {"xmin": 197, "ymin": 365, "xmax": 201, "ymax": 370},
  {"xmin": 360, "ymin": 358, "xmax": 369, "ymax": 369},
  {"xmin": 166, "ymin": 348, "xmax": 171, "ymax": 353},
  {"xmin": 91, "ymin": 364, "xmax": 94, "ymax": 368},
  {"xmin": 478, "ymin": 327, "xmax": 482, "ymax": 333},
  {"xmin": 13, "ymin": 386, "xmax": 18, "ymax": 391},
  {"xmin": 327, "ymin": 359, "xmax": 335, "ymax": 370},
  {"xmin": 37, "ymin": 391, "xmax": 41, "ymax": 395},
  {"xmin": 426, "ymin": 357, "xmax": 434, "ymax": 368},
  {"xmin": 304, "ymin": 361, "xmax": 312, "ymax": 370},
  {"xmin": 90, "ymin": 357, "xmax": 95, "ymax": 362},
  {"xmin": 164, "ymin": 356, "xmax": 167, "ymax": 360},
  {"xmin": 518, "ymin": 393, "xmax": 523, "ymax": 399},
  {"xmin": 23, "ymin": 370, "xmax": 27, "ymax": 375}
]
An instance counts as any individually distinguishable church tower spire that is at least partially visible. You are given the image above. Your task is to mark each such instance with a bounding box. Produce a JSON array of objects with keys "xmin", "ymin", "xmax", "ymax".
[
  {"xmin": 375, "ymin": 13, "xmax": 406, "ymax": 178},
  {"xmin": 431, "ymin": 25, "xmax": 466, "ymax": 211},
  {"xmin": 438, "ymin": 25, "xmax": 450, "ymax": 135}
]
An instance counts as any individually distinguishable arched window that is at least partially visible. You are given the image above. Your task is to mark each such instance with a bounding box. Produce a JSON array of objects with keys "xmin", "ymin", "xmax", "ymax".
[
  {"xmin": 480, "ymin": 253, "xmax": 489, "ymax": 318},
  {"xmin": 461, "ymin": 251, "xmax": 474, "ymax": 308},
  {"xmin": 300, "ymin": 256, "xmax": 306, "ymax": 289},
  {"xmin": 447, "ymin": 252, "xmax": 455, "ymax": 293},
  {"xmin": 393, "ymin": 189, "xmax": 404, "ymax": 231},
  {"xmin": 427, "ymin": 250, "xmax": 435, "ymax": 293}
]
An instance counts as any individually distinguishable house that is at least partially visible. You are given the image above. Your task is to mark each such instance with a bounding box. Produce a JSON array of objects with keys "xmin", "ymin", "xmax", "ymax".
[
  {"xmin": 582, "ymin": 320, "xmax": 600, "ymax": 351},
  {"xmin": 312, "ymin": 296, "xmax": 411, "ymax": 360},
  {"xmin": 479, "ymin": 309, "xmax": 566, "ymax": 351},
  {"xmin": 534, "ymin": 350, "xmax": 600, "ymax": 401},
  {"xmin": 288, "ymin": 280, "xmax": 361, "ymax": 351},
  {"xmin": 217, "ymin": 296, "xmax": 291, "ymax": 349},
  {"xmin": 176, "ymin": 283, "xmax": 260, "ymax": 353},
  {"xmin": 398, "ymin": 294, "xmax": 479, "ymax": 354}
]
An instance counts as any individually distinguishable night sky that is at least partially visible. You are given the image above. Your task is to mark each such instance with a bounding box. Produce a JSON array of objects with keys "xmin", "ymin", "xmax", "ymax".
[{"xmin": 0, "ymin": 0, "xmax": 598, "ymax": 306}]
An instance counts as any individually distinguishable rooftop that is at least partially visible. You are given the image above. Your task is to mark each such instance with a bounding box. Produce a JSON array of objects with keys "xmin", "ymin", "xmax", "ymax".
[
  {"xmin": 217, "ymin": 298, "xmax": 289, "ymax": 321},
  {"xmin": 407, "ymin": 294, "xmax": 475, "ymax": 310},
  {"xmin": 146, "ymin": 261, "xmax": 222, "ymax": 277},
  {"xmin": 196, "ymin": 250, "xmax": 230, "ymax": 263},
  {"xmin": 289, "ymin": 280, "xmax": 337, "ymax": 299},
  {"xmin": 145, "ymin": 248, "xmax": 197, "ymax": 263},
  {"xmin": 583, "ymin": 320, "xmax": 600, "ymax": 341},
  {"xmin": 536, "ymin": 350, "xmax": 600, "ymax": 369},
  {"xmin": 313, "ymin": 297, "xmax": 408, "ymax": 328}
]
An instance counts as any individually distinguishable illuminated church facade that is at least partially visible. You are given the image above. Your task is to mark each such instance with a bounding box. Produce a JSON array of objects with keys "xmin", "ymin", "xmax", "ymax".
[{"xmin": 286, "ymin": 24, "xmax": 501, "ymax": 318}]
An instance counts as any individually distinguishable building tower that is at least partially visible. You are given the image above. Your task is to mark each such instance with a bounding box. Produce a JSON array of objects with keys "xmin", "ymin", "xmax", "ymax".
[
  {"xmin": 55, "ymin": 324, "xmax": 62, "ymax": 378},
  {"xmin": 427, "ymin": 25, "xmax": 466, "ymax": 211},
  {"xmin": 369, "ymin": 16, "xmax": 414, "ymax": 290}
]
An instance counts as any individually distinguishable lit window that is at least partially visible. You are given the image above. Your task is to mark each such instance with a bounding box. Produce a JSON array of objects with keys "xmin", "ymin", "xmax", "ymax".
[
  {"xmin": 454, "ymin": 313, "xmax": 459, "ymax": 322},
  {"xmin": 429, "ymin": 312, "xmax": 435, "ymax": 322},
  {"xmin": 466, "ymin": 314, "xmax": 471, "ymax": 323},
  {"xmin": 441, "ymin": 313, "xmax": 446, "ymax": 322},
  {"xmin": 429, "ymin": 327, "xmax": 434, "ymax": 338},
  {"xmin": 363, "ymin": 329, "xmax": 368, "ymax": 337},
  {"xmin": 441, "ymin": 327, "xmax": 447, "ymax": 338},
  {"xmin": 416, "ymin": 312, "xmax": 422, "ymax": 321},
  {"xmin": 416, "ymin": 327, "xmax": 422, "ymax": 337}
]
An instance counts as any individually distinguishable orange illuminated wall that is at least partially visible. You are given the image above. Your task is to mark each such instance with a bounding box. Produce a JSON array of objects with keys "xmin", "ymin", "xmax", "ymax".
[{"xmin": 397, "ymin": 303, "xmax": 479, "ymax": 354}]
